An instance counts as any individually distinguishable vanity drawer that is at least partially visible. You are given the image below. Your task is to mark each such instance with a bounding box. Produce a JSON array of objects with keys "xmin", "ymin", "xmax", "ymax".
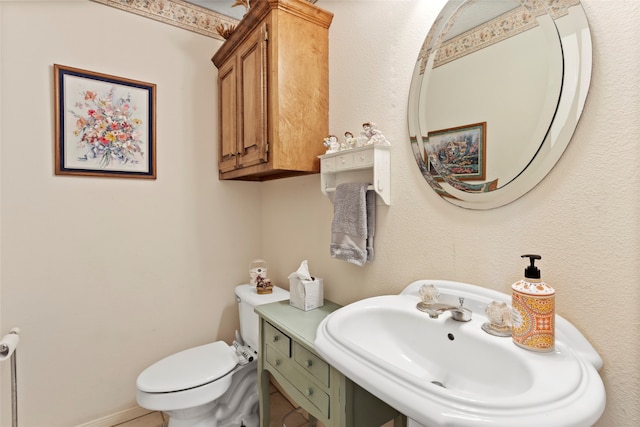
[
  {"xmin": 293, "ymin": 342, "xmax": 330, "ymax": 387},
  {"xmin": 287, "ymin": 365, "xmax": 330, "ymax": 418},
  {"xmin": 264, "ymin": 322, "xmax": 291, "ymax": 357},
  {"xmin": 266, "ymin": 346, "xmax": 330, "ymax": 417}
]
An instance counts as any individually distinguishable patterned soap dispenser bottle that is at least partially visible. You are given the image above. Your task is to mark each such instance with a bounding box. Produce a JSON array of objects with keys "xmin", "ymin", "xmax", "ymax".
[{"xmin": 511, "ymin": 254, "xmax": 555, "ymax": 352}]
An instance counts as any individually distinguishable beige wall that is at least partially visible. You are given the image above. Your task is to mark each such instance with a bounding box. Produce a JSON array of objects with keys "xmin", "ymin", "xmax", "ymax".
[
  {"xmin": 262, "ymin": 0, "xmax": 640, "ymax": 426},
  {"xmin": 0, "ymin": 1, "xmax": 263, "ymax": 425},
  {"xmin": 0, "ymin": 0, "xmax": 638, "ymax": 426}
]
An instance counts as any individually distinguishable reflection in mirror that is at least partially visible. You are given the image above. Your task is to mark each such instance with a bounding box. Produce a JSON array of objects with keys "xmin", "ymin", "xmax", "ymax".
[{"xmin": 408, "ymin": 0, "xmax": 592, "ymax": 209}]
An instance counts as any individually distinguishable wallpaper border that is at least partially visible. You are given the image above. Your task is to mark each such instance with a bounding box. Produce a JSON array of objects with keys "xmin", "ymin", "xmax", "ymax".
[{"xmin": 91, "ymin": 0, "xmax": 317, "ymax": 41}]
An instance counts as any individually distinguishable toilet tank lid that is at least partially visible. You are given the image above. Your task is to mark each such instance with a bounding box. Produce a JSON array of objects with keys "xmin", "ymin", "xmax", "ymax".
[
  {"xmin": 235, "ymin": 284, "xmax": 290, "ymax": 306},
  {"xmin": 136, "ymin": 341, "xmax": 237, "ymax": 393}
]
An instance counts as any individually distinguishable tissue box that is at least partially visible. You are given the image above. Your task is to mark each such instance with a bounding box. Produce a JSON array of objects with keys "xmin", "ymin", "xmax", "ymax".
[{"xmin": 289, "ymin": 277, "xmax": 324, "ymax": 311}]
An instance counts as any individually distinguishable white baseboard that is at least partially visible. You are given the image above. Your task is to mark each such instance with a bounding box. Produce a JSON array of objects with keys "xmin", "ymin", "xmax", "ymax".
[{"xmin": 75, "ymin": 406, "xmax": 155, "ymax": 427}]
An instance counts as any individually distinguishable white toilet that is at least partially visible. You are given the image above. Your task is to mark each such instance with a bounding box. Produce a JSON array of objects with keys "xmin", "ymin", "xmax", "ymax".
[{"xmin": 136, "ymin": 284, "xmax": 290, "ymax": 427}]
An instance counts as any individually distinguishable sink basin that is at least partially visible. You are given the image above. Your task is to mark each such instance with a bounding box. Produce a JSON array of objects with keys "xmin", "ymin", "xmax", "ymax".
[{"xmin": 314, "ymin": 280, "xmax": 605, "ymax": 427}]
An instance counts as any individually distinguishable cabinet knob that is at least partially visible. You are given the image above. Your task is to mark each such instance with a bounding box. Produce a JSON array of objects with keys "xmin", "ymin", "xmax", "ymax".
[
  {"xmin": 305, "ymin": 388, "xmax": 314, "ymax": 396},
  {"xmin": 273, "ymin": 335, "xmax": 279, "ymax": 342},
  {"xmin": 305, "ymin": 360, "xmax": 313, "ymax": 368},
  {"xmin": 275, "ymin": 359, "xmax": 281, "ymax": 366}
]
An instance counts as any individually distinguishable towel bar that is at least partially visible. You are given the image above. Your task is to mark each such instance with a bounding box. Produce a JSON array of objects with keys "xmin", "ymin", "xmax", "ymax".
[
  {"xmin": 324, "ymin": 184, "xmax": 375, "ymax": 193},
  {"xmin": 1, "ymin": 328, "xmax": 20, "ymax": 427}
]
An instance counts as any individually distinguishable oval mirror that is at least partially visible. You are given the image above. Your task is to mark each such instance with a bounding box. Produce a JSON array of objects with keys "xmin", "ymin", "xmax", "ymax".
[{"xmin": 408, "ymin": 0, "xmax": 592, "ymax": 209}]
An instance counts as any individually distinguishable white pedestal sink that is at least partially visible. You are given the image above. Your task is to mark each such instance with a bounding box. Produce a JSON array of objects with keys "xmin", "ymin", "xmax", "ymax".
[{"xmin": 314, "ymin": 280, "xmax": 605, "ymax": 427}]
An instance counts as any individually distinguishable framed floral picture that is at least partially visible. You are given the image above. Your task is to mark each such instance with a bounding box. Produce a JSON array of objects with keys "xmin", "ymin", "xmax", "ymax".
[{"xmin": 54, "ymin": 64, "xmax": 156, "ymax": 178}]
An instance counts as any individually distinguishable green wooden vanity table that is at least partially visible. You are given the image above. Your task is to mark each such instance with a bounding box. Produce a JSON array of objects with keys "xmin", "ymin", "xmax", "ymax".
[{"xmin": 256, "ymin": 300, "xmax": 405, "ymax": 427}]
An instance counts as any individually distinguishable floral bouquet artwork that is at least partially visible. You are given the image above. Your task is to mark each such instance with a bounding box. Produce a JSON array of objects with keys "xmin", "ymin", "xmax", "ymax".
[
  {"xmin": 72, "ymin": 88, "xmax": 144, "ymax": 168},
  {"xmin": 54, "ymin": 65, "xmax": 156, "ymax": 179}
]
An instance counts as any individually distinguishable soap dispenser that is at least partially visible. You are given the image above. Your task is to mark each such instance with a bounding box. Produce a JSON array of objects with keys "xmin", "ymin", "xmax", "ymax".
[{"xmin": 511, "ymin": 254, "xmax": 555, "ymax": 352}]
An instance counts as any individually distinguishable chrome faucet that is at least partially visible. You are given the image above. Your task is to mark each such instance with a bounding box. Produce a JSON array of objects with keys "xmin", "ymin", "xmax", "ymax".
[{"xmin": 417, "ymin": 297, "xmax": 472, "ymax": 322}]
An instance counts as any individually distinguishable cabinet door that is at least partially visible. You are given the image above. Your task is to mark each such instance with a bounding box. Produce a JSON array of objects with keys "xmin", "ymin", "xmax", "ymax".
[
  {"xmin": 217, "ymin": 58, "xmax": 238, "ymax": 173},
  {"xmin": 237, "ymin": 22, "xmax": 268, "ymax": 168}
]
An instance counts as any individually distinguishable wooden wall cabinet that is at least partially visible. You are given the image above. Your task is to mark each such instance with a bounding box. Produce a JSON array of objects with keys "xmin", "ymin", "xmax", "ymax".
[{"xmin": 212, "ymin": 0, "xmax": 333, "ymax": 181}]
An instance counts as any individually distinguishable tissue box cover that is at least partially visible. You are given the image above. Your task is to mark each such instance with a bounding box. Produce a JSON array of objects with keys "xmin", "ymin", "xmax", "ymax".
[{"xmin": 289, "ymin": 277, "xmax": 324, "ymax": 311}]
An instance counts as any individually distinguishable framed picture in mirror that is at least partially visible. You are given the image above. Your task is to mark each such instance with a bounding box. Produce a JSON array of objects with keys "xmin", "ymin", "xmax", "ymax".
[{"xmin": 426, "ymin": 121, "xmax": 486, "ymax": 181}]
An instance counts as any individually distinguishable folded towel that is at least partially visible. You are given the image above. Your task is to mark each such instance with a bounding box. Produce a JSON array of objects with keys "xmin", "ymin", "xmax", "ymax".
[
  {"xmin": 330, "ymin": 182, "xmax": 376, "ymax": 266},
  {"xmin": 366, "ymin": 188, "xmax": 375, "ymax": 262}
]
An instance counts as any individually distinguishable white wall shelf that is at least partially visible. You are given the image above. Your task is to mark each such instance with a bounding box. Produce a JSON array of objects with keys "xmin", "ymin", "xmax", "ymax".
[{"xmin": 319, "ymin": 145, "xmax": 390, "ymax": 205}]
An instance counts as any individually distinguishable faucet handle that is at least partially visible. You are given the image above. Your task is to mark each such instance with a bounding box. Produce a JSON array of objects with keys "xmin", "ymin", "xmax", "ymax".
[
  {"xmin": 419, "ymin": 284, "xmax": 440, "ymax": 304},
  {"xmin": 459, "ymin": 297, "xmax": 465, "ymax": 307},
  {"xmin": 482, "ymin": 301, "xmax": 512, "ymax": 337}
]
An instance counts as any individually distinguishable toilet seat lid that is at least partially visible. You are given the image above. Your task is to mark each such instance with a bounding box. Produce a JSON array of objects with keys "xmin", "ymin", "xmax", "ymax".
[{"xmin": 137, "ymin": 341, "xmax": 238, "ymax": 393}]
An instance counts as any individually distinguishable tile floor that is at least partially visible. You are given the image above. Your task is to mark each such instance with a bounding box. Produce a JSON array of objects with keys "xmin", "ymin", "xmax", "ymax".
[{"xmin": 115, "ymin": 382, "xmax": 300, "ymax": 427}]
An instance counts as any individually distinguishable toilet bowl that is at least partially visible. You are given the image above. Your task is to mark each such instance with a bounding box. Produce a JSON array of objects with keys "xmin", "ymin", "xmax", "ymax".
[{"xmin": 136, "ymin": 284, "xmax": 290, "ymax": 427}]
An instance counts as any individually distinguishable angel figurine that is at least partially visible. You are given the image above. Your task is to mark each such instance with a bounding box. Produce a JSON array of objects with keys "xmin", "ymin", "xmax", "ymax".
[
  {"xmin": 343, "ymin": 131, "xmax": 357, "ymax": 150},
  {"xmin": 323, "ymin": 135, "xmax": 340, "ymax": 153},
  {"xmin": 360, "ymin": 122, "xmax": 391, "ymax": 146}
]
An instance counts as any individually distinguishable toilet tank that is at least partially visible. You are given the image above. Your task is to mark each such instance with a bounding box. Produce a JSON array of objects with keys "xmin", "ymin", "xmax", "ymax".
[{"xmin": 235, "ymin": 284, "xmax": 290, "ymax": 352}]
